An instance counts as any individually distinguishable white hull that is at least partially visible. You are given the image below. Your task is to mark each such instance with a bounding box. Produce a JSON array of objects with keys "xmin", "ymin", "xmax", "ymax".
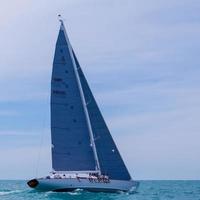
[{"xmin": 27, "ymin": 178, "xmax": 139, "ymax": 193}]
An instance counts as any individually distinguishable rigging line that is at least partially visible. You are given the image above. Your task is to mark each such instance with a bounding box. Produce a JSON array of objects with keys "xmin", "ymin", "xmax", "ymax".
[{"xmin": 35, "ymin": 95, "xmax": 50, "ymax": 178}]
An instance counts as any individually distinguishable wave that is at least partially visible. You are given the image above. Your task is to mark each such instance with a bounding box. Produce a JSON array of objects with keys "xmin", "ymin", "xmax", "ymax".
[
  {"xmin": 44, "ymin": 189, "xmax": 83, "ymax": 197},
  {"xmin": 0, "ymin": 189, "xmax": 23, "ymax": 196},
  {"xmin": 68, "ymin": 189, "xmax": 84, "ymax": 195}
]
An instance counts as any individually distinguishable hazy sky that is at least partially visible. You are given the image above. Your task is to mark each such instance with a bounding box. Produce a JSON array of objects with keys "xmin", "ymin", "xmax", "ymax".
[{"xmin": 0, "ymin": 0, "xmax": 200, "ymax": 180}]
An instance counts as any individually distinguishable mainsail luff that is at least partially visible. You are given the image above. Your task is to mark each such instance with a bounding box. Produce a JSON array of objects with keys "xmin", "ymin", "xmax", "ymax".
[{"xmin": 59, "ymin": 20, "xmax": 101, "ymax": 172}]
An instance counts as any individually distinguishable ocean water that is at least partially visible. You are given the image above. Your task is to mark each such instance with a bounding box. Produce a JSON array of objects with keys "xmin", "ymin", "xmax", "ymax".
[{"xmin": 0, "ymin": 180, "xmax": 199, "ymax": 200}]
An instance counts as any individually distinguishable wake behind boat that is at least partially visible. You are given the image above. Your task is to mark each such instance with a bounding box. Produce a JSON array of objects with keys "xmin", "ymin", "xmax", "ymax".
[{"xmin": 27, "ymin": 17, "xmax": 139, "ymax": 193}]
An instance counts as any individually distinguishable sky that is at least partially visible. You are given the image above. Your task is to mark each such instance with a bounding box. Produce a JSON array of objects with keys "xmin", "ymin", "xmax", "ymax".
[{"xmin": 0, "ymin": 0, "xmax": 200, "ymax": 180}]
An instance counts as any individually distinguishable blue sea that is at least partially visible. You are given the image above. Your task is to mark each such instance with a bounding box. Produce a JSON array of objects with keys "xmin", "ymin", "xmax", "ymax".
[{"xmin": 0, "ymin": 180, "xmax": 199, "ymax": 200}]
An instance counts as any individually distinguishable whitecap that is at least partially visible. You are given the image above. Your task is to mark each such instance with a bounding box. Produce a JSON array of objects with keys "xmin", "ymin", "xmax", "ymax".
[{"xmin": 0, "ymin": 190, "xmax": 22, "ymax": 196}]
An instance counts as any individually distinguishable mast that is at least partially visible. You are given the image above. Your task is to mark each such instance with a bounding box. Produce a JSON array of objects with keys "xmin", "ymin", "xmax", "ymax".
[{"xmin": 59, "ymin": 19, "xmax": 101, "ymax": 173}]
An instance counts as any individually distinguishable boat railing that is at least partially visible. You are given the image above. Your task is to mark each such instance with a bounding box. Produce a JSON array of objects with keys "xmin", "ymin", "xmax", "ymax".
[{"xmin": 44, "ymin": 173, "xmax": 110, "ymax": 183}]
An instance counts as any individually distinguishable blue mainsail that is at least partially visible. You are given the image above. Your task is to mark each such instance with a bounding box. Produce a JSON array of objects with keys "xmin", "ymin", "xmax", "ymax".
[
  {"xmin": 73, "ymin": 51, "xmax": 131, "ymax": 181},
  {"xmin": 51, "ymin": 23, "xmax": 96, "ymax": 171}
]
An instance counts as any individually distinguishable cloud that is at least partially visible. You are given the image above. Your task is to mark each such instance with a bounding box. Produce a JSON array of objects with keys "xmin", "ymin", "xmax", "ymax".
[
  {"xmin": 0, "ymin": 90, "xmax": 49, "ymax": 103},
  {"xmin": 0, "ymin": 0, "xmax": 199, "ymax": 180},
  {"xmin": 108, "ymin": 98, "xmax": 200, "ymax": 180},
  {"xmin": 104, "ymin": 87, "xmax": 200, "ymax": 179},
  {"xmin": 0, "ymin": 129, "xmax": 49, "ymax": 137},
  {"xmin": 116, "ymin": 130, "xmax": 200, "ymax": 180},
  {"xmin": 0, "ymin": 110, "xmax": 20, "ymax": 117},
  {"xmin": 0, "ymin": 146, "xmax": 51, "ymax": 180},
  {"xmin": 0, "ymin": 128, "xmax": 51, "ymax": 180}
]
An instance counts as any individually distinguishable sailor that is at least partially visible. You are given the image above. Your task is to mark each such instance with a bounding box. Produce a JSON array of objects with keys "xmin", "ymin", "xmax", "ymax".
[
  {"xmin": 88, "ymin": 174, "xmax": 91, "ymax": 182},
  {"xmin": 76, "ymin": 173, "xmax": 81, "ymax": 182}
]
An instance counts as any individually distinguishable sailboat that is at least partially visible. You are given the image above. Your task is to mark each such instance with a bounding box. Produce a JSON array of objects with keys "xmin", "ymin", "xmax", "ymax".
[{"xmin": 27, "ymin": 18, "xmax": 139, "ymax": 193}]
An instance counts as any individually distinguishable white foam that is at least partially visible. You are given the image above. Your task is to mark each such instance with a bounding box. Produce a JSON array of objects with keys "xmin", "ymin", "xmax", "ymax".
[{"xmin": 0, "ymin": 190, "xmax": 22, "ymax": 196}]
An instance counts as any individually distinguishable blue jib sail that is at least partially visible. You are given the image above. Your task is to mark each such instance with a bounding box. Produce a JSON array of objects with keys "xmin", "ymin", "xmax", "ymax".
[
  {"xmin": 72, "ymin": 51, "xmax": 131, "ymax": 181},
  {"xmin": 51, "ymin": 23, "xmax": 96, "ymax": 171}
]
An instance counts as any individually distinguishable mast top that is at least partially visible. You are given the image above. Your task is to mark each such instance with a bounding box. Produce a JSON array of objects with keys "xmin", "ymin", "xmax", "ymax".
[{"xmin": 58, "ymin": 14, "xmax": 64, "ymax": 25}]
